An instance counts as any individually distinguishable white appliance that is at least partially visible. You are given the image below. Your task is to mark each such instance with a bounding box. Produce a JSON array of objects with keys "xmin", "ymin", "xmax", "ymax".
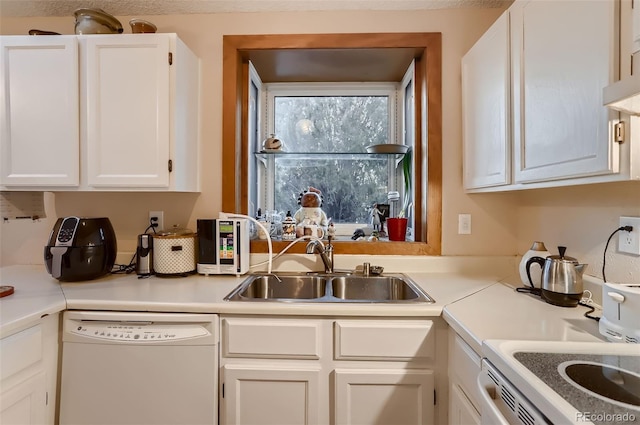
[
  {"xmin": 479, "ymin": 340, "xmax": 640, "ymax": 425},
  {"xmin": 152, "ymin": 227, "xmax": 197, "ymax": 276},
  {"xmin": 599, "ymin": 282, "xmax": 640, "ymax": 343},
  {"xmin": 59, "ymin": 311, "xmax": 218, "ymax": 425},
  {"xmin": 197, "ymin": 218, "xmax": 250, "ymax": 275},
  {"xmin": 477, "ymin": 359, "xmax": 548, "ymax": 425}
]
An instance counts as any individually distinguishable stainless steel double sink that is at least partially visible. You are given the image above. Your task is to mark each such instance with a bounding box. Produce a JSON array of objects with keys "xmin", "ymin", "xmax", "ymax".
[{"xmin": 224, "ymin": 273, "xmax": 434, "ymax": 303}]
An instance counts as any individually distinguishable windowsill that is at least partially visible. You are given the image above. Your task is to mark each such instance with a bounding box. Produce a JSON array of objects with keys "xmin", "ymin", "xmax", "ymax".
[{"xmin": 250, "ymin": 239, "xmax": 433, "ymax": 256}]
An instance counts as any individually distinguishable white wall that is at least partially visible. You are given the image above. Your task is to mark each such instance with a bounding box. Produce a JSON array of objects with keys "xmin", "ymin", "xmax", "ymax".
[{"xmin": 1, "ymin": 9, "xmax": 638, "ymax": 285}]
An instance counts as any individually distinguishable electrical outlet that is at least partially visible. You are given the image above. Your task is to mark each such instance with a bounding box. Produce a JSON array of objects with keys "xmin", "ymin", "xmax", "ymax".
[
  {"xmin": 149, "ymin": 211, "xmax": 164, "ymax": 232},
  {"xmin": 618, "ymin": 216, "xmax": 640, "ymax": 255},
  {"xmin": 458, "ymin": 214, "xmax": 471, "ymax": 235}
]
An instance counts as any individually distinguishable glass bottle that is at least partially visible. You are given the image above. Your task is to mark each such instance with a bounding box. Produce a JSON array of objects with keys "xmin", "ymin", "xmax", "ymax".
[{"xmin": 282, "ymin": 211, "xmax": 296, "ymax": 240}]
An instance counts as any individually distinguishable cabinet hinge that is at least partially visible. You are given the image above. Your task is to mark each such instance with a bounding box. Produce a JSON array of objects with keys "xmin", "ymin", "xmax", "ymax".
[
  {"xmin": 168, "ymin": 159, "xmax": 173, "ymax": 172},
  {"xmin": 168, "ymin": 52, "xmax": 173, "ymax": 65},
  {"xmin": 434, "ymin": 389, "xmax": 437, "ymax": 405},
  {"xmin": 222, "ymin": 383, "xmax": 225, "ymax": 398},
  {"xmin": 46, "ymin": 391, "xmax": 49, "ymax": 405},
  {"xmin": 614, "ymin": 122, "xmax": 625, "ymax": 144}
]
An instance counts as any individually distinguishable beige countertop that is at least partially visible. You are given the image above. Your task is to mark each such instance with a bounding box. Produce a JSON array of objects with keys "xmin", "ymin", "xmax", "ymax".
[
  {"xmin": 1, "ymin": 257, "xmax": 509, "ymax": 336},
  {"xmin": 0, "ymin": 257, "xmax": 608, "ymax": 351},
  {"xmin": 443, "ymin": 274, "xmax": 607, "ymax": 355},
  {"xmin": 58, "ymin": 270, "xmax": 497, "ymax": 316},
  {"xmin": 0, "ymin": 265, "xmax": 67, "ymax": 338}
]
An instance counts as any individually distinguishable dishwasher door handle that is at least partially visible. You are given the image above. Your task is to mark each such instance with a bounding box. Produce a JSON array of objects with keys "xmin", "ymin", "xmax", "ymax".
[{"xmin": 477, "ymin": 373, "xmax": 511, "ymax": 425}]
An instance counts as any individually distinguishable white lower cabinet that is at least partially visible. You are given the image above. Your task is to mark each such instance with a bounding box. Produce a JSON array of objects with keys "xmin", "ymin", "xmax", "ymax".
[
  {"xmin": 449, "ymin": 383, "xmax": 480, "ymax": 425},
  {"xmin": 0, "ymin": 372, "xmax": 47, "ymax": 425},
  {"xmin": 0, "ymin": 314, "xmax": 59, "ymax": 425},
  {"xmin": 220, "ymin": 316, "xmax": 442, "ymax": 425},
  {"xmin": 447, "ymin": 330, "xmax": 481, "ymax": 425},
  {"xmin": 222, "ymin": 365, "xmax": 321, "ymax": 425},
  {"xmin": 334, "ymin": 368, "xmax": 434, "ymax": 425}
]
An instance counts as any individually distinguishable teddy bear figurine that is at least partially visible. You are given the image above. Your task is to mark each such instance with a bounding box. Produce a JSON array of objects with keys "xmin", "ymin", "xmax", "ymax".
[{"xmin": 294, "ymin": 187, "xmax": 328, "ymax": 238}]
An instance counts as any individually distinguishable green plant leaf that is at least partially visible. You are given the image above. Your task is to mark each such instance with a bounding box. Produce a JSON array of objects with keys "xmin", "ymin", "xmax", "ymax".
[{"xmin": 398, "ymin": 146, "xmax": 412, "ymax": 218}]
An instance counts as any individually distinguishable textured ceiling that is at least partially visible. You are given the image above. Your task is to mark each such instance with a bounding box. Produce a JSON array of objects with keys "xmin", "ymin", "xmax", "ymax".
[{"xmin": 0, "ymin": 0, "xmax": 511, "ymax": 17}]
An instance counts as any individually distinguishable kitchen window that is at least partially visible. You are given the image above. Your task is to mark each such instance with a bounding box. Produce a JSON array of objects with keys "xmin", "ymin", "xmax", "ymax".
[
  {"xmin": 251, "ymin": 82, "xmax": 410, "ymax": 236},
  {"xmin": 222, "ymin": 33, "xmax": 442, "ymax": 255}
]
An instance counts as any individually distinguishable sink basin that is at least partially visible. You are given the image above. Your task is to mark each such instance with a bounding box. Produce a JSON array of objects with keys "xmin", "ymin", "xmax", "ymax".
[
  {"xmin": 331, "ymin": 276, "xmax": 425, "ymax": 301},
  {"xmin": 226, "ymin": 274, "xmax": 326, "ymax": 301},
  {"xmin": 224, "ymin": 273, "xmax": 434, "ymax": 303}
]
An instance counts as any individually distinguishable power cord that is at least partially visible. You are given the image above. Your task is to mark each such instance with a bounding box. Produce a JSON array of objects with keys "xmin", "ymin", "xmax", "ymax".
[
  {"xmin": 602, "ymin": 225, "xmax": 633, "ymax": 283},
  {"xmin": 579, "ymin": 290, "xmax": 600, "ymax": 322},
  {"xmin": 145, "ymin": 216, "xmax": 159, "ymax": 234},
  {"xmin": 111, "ymin": 217, "xmax": 159, "ymax": 274},
  {"xmin": 516, "ymin": 286, "xmax": 541, "ymax": 296}
]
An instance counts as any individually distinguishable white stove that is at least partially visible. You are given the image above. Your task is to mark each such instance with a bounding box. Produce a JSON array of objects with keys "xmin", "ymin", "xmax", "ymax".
[{"xmin": 479, "ymin": 340, "xmax": 640, "ymax": 425}]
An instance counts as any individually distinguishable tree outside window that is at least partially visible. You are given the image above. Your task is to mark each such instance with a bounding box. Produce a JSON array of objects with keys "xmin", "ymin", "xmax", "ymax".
[{"xmin": 271, "ymin": 95, "xmax": 394, "ymax": 225}]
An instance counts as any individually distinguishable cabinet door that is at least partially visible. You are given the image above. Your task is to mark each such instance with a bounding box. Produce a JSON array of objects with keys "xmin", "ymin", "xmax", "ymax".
[
  {"xmin": 221, "ymin": 365, "xmax": 321, "ymax": 425},
  {"xmin": 449, "ymin": 383, "xmax": 481, "ymax": 425},
  {"xmin": 82, "ymin": 35, "xmax": 171, "ymax": 188},
  {"xmin": 334, "ymin": 368, "xmax": 434, "ymax": 425},
  {"xmin": 0, "ymin": 372, "xmax": 47, "ymax": 425},
  {"xmin": 511, "ymin": 0, "xmax": 618, "ymax": 183},
  {"xmin": 0, "ymin": 36, "xmax": 79, "ymax": 187},
  {"xmin": 462, "ymin": 11, "xmax": 511, "ymax": 189},
  {"xmin": 633, "ymin": 0, "xmax": 640, "ymax": 53}
]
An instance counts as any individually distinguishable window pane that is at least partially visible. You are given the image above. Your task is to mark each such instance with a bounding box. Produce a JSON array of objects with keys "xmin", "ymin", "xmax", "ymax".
[
  {"xmin": 274, "ymin": 156, "xmax": 390, "ymax": 224},
  {"xmin": 273, "ymin": 96, "xmax": 390, "ymax": 223},
  {"xmin": 274, "ymin": 96, "xmax": 389, "ymax": 152}
]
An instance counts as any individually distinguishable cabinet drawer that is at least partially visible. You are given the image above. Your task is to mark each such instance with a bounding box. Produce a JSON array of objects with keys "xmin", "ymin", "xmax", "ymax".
[
  {"xmin": 334, "ymin": 320, "xmax": 434, "ymax": 361},
  {"xmin": 0, "ymin": 325, "xmax": 42, "ymax": 382},
  {"xmin": 450, "ymin": 333, "xmax": 481, "ymax": 409},
  {"xmin": 222, "ymin": 318, "xmax": 322, "ymax": 359}
]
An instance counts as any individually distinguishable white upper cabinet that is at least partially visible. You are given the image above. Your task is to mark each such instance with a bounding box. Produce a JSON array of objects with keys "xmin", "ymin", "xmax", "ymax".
[
  {"xmin": 0, "ymin": 36, "xmax": 80, "ymax": 186},
  {"xmin": 511, "ymin": 0, "xmax": 617, "ymax": 183},
  {"xmin": 0, "ymin": 33, "xmax": 200, "ymax": 191},
  {"xmin": 633, "ymin": 0, "xmax": 640, "ymax": 53},
  {"xmin": 82, "ymin": 35, "xmax": 171, "ymax": 188},
  {"xmin": 462, "ymin": 11, "xmax": 510, "ymax": 189},
  {"xmin": 463, "ymin": 0, "xmax": 638, "ymax": 192}
]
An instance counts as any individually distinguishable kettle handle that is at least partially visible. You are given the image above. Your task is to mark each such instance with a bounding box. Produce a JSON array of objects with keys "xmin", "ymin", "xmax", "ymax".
[{"xmin": 525, "ymin": 256, "xmax": 546, "ymax": 289}]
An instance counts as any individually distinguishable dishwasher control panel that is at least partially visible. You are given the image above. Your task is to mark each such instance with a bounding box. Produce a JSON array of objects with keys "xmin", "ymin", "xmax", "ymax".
[{"xmin": 70, "ymin": 322, "xmax": 210, "ymax": 342}]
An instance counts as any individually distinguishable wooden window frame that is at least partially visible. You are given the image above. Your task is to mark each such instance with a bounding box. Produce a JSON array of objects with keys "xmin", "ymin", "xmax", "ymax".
[{"xmin": 222, "ymin": 33, "xmax": 442, "ymax": 255}]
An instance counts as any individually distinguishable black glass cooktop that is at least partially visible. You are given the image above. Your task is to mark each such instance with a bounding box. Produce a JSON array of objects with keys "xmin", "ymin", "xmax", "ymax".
[{"xmin": 514, "ymin": 352, "xmax": 640, "ymax": 425}]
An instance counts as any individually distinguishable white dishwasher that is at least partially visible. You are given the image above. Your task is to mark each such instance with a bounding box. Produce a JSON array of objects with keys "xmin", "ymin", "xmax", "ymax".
[{"xmin": 59, "ymin": 311, "xmax": 218, "ymax": 425}]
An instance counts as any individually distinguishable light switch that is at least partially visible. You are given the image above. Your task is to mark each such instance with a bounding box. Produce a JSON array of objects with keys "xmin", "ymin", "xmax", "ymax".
[{"xmin": 458, "ymin": 214, "xmax": 471, "ymax": 235}]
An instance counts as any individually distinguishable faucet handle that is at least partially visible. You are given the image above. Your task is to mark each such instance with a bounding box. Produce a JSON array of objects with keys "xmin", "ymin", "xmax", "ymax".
[
  {"xmin": 355, "ymin": 263, "xmax": 383, "ymax": 276},
  {"xmin": 370, "ymin": 265, "xmax": 384, "ymax": 275}
]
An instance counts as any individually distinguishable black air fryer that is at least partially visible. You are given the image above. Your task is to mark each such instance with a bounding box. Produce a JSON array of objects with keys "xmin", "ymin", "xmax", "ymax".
[{"xmin": 44, "ymin": 216, "xmax": 117, "ymax": 281}]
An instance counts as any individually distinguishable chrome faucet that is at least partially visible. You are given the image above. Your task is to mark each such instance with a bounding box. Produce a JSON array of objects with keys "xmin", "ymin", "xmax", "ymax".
[{"xmin": 305, "ymin": 237, "xmax": 334, "ymax": 273}]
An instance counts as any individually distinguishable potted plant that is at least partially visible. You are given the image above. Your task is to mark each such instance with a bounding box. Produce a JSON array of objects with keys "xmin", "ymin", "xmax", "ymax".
[{"xmin": 387, "ymin": 147, "xmax": 412, "ymax": 241}]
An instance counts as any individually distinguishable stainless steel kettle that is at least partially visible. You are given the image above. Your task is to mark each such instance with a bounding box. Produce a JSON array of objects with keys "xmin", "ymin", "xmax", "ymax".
[{"xmin": 526, "ymin": 246, "xmax": 587, "ymax": 307}]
